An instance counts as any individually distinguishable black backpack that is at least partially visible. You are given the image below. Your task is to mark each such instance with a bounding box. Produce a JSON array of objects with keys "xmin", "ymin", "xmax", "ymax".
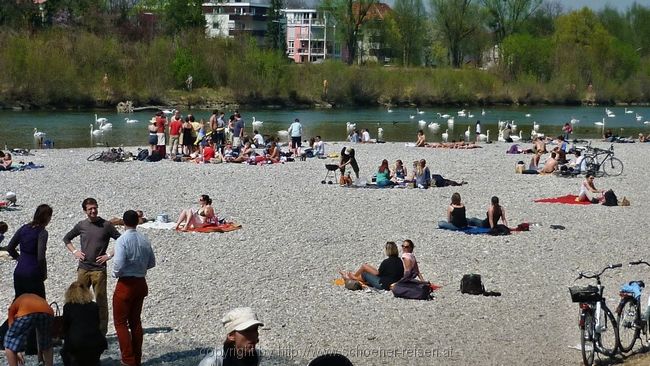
[
  {"xmin": 603, "ymin": 189, "xmax": 618, "ymax": 206},
  {"xmin": 460, "ymin": 274, "xmax": 484, "ymax": 295},
  {"xmin": 136, "ymin": 149, "xmax": 149, "ymax": 161}
]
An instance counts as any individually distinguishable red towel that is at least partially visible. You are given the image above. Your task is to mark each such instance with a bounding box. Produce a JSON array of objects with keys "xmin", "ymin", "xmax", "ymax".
[{"xmin": 534, "ymin": 195, "xmax": 593, "ymax": 205}]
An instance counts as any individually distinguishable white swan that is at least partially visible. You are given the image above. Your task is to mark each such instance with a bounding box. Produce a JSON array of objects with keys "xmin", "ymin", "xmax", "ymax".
[
  {"xmin": 478, "ymin": 130, "xmax": 489, "ymax": 142},
  {"xmin": 525, "ymin": 113, "xmax": 531, "ymax": 118},
  {"xmin": 481, "ymin": 109, "xmax": 486, "ymax": 116},
  {"xmin": 511, "ymin": 122, "xmax": 518, "ymax": 133},
  {"xmin": 417, "ymin": 108, "xmax": 425, "ymax": 115},
  {"xmin": 95, "ymin": 114, "xmax": 107, "ymax": 124},
  {"xmin": 387, "ymin": 107, "xmax": 393, "ymax": 113},
  {"xmin": 498, "ymin": 120, "xmax": 506, "ymax": 129},
  {"xmin": 418, "ymin": 120, "xmax": 427, "ymax": 128},
  {"xmin": 409, "ymin": 115, "xmax": 415, "ymax": 119},
  {"xmin": 377, "ymin": 127, "xmax": 384, "ymax": 141},
  {"xmin": 441, "ymin": 113, "xmax": 450, "ymax": 119},
  {"xmin": 427, "ymin": 122, "xmax": 440, "ymax": 133},
  {"xmin": 447, "ymin": 117, "xmax": 455, "ymax": 128},
  {"xmin": 252, "ymin": 117, "xmax": 263, "ymax": 129},
  {"xmin": 346, "ymin": 122, "xmax": 356, "ymax": 134},
  {"xmin": 636, "ymin": 113, "xmax": 642, "ymax": 121},
  {"xmin": 90, "ymin": 124, "xmax": 103, "ymax": 136},
  {"xmin": 441, "ymin": 129, "xmax": 449, "ymax": 142},
  {"xmin": 511, "ymin": 130, "xmax": 523, "ymax": 142},
  {"xmin": 533, "ymin": 121, "xmax": 539, "ymax": 132},
  {"xmin": 457, "ymin": 109, "xmax": 466, "ymax": 117},
  {"xmin": 464, "ymin": 126, "xmax": 470, "ymax": 141},
  {"xmin": 33, "ymin": 128, "xmax": 46, "ymax": 139},
  {"xmin": 99, "ymin": 121, "xmax": 113, "ymax": 130},
  {"xmin": 162, "ymin": 109, "xmax": 177, "ymax": 116},
  {"xmin": 467, "ymin": 111, "xmax": 474, "ymax": 118},
  {"xmin": 570, "ymin": 117, "xmax": 579, "ymax": 125},
  {"xmin": 625, "ymin": 108, "xmax": 633, "ymax": 114},
  {"xmin": 124, "ymin": 118, "xmax": 139, "ymax": 124}
]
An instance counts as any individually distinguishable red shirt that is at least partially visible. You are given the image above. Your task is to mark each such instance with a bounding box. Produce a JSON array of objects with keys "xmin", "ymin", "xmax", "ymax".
[
  {"xmin": 155, "ymin": 117, "xmax": 166, "ymax": 133},
  {"xmin": 203, "ymin": 146, "xmax": 215, "ymax": 160},
  {"xmin": 170, "ymin": 118, "xmax": 183, "ymax": 136}
]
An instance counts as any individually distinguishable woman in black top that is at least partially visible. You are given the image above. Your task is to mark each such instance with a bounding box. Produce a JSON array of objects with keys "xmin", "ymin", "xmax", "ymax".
[
  {"xmin": 340, "ymin": 242, "xmax": 404, "ymax": 290},
  {"xmin": 469, "ymin": 196, "xmax": 508, "ymax": 229},
  {"xmin": 60, "ymin": 281, "xmax": 107, "ymax": 366},
  {"xmin": 339, "ymin": 147, "xmax": 360, "ymax": 179},
  {"xmin": 438, "ymin": 192, "xmax": 469, "ymax": 230}
]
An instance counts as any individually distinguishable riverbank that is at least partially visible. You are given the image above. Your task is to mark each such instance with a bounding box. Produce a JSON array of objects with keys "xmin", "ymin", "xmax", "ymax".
[{"xmin": 1, "ymin": 141, "xmax": 648, "ymax": 365}]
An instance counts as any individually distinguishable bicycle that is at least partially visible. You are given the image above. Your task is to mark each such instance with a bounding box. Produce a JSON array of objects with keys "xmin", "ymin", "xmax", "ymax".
[
  {"xmin": 569, "ymin": 263, "xmax": 622, "ymax": 365},
  {"xmin": 87, "ymin": 143, "xmax": 130, "ymax": 162},
  {"xmin": 583, "ymin": 144, "xmax": 624, "ymax": 177},
  {"xmin": 616, "ymin": 260, "xmax": 650, "ymax": 353}
]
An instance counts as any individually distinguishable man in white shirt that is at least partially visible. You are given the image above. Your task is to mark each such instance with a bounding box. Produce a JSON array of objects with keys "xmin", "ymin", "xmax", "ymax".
[
  {"xmin": 287, "ymin": 118, "xmax": 303, "ymax": 156},
  {"xmin": 361, "ymin": 128, "xmax": 371, "ymax": 143},
  {"xmin": 252, "ymin": 130, "xmax": 265, "ymax": 148}
]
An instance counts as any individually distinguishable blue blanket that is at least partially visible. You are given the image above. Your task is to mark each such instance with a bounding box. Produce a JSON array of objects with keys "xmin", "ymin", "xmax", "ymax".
[{"xmin": 438, "ymin": 226, "xmax": 491, "ymax": 235}]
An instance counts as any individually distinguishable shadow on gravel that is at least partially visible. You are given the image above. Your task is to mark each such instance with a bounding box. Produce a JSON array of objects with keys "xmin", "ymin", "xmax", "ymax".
[
  {"xmin": 143, "ymin": 326, "xmax": 174, "ymax": 334},
  {"xmin": 142, "ymin": 347, "xmax": 206, "ymax": 365}
]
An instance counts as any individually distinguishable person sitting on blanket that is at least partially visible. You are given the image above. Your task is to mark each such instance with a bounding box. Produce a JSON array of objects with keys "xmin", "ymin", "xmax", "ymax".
[
  {"xmin": 175, "ymin": 195, "xmax": 218, "ymax": 231},
  {"xmin": 265, "ymin": 141, "xmax": 280, "ymax": 163},
  {"xmin": 401, "ymin": 240, "xmax": 424, "ymax": 281},
  {"xmin": 226, "ymin": 142, "xmax": 253, "ymax": 163},
  {"xmin": 375, "ymin": 159, "xmax": 394, "ymax": 187},
  {"xmin": 414, "ymin": 159, "xmax": 431, "ymax": 189},
  {"xmin": 339, "ymin": 241, "xmax": 404, "ymax": 290},
  {"xmin": 468, "ymin": 196, "xmax": 508, "ymax": 229},
  {"xmin": 539, "ymin": 152, "xmax": 559, "ymax": 174},
  {"xmin": 109, "ymin": 210, "xmax": 148, "ymax": 226},
  {"xmin": 1, "ymin": 152, "xmax": 13, "ymax": 170},
  {"xmin": 438, "ymin": 192, "xmax": 470, "ymax": 230},
  {"xmin": 577, "ymin": 174, "xmax": 605, "ymax": 203},
  {"xmin": 415, "ymin": 130, "xmax": 426, "ymax": 147},
  {"xmin": 391, "ymin": 159, "xmax": 407, "ymax": 183}
]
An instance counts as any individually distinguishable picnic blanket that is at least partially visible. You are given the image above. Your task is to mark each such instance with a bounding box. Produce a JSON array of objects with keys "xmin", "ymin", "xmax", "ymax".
[
  {"xmin": 534, "ymin": 195, "xmax": 593, "ymax": 205},
  {"xmin": 438, "ymin": 223, "xmax": 529, "ymax": 235}
]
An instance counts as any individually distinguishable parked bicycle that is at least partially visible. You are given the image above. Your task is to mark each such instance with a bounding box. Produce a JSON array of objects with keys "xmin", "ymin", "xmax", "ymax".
[
  {"xmin": 616, "ymin": 260, "xmax": 650, "ymax": 353},
  {"xmin": 582, "ymin": 144, "xmax": 624, "ymax": 177},
  {"xmin": 87, "ymin": 143, "xmax": 131, "ymax": 162},
  {"xmin": 570, "ymin": 263, "xmax": 621, "ymax": 365}
]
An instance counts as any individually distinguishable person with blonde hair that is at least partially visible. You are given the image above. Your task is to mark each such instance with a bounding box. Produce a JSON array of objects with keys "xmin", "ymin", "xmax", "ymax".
[
  {"xmin": 339, "ymin": 242, "xmax": 404, "ymax": 290},
  {"xmin": 415, "ymin": 159, "xmax": 431, "ymax": 189},
  {"xmin": 60, "ymin": 281, "xmax": 107, "ymax": 366}
]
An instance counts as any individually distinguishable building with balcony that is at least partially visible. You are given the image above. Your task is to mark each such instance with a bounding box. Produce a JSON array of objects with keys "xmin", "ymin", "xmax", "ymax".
[
  {"xmin": 282, "ymin": 9, "xmax": 340, "ymax": 63},
  {"xmin": 203, "ymin": 0, "xmax": 271, "ymax": 45}
]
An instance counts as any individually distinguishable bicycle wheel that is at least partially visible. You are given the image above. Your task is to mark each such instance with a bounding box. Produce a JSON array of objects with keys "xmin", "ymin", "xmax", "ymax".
[
  {"xmin": 616, "ymin": 297, "xmax": 640, "ymax": 353},
  {"xmin": 602, "ymin": 157, "xmax": 623, "ymax": 176},
  {"xmin": 87, "ymin": 152, "xmax": 103, "ymax": 161},
  {"xmin": 595, "ymin": 305, "xmax": 619, "ymax": 356},
  {"xmin": 582, "ymin": 310, "xmax": 595, "ymax": 366},
  {"xmin": 583, "ymin": 157, "xmax": 602, "ymax": 177}
]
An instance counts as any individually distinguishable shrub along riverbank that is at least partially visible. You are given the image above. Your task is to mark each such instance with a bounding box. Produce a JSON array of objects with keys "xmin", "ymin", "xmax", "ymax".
[{"xmin": 1, "ymin": 30, "xmax": 649, "ymax": 110}]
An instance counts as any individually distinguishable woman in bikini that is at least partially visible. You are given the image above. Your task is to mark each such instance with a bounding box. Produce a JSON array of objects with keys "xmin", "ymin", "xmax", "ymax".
[{"xmin": 175, "ymin": 195, "xmax": 218, "ymax": 231}]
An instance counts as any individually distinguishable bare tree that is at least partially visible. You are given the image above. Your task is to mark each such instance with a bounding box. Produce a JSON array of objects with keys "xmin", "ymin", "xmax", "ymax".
[
  {"xmin": 430, "ymin": 0, "xmax": 480, "ymax": 68},
  {"xmin": 480, "ymin": 0, "xmax": 543, "ymax": 42},
  {"xmin": 321, "ymin": 0, "xmax": 378, "ymax": 64}
]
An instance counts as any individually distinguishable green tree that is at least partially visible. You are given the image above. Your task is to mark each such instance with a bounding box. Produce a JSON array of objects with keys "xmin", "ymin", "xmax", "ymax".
[
  {"xmin": 265, "ymin": 0, "xmax": 286, "ymax": 52},
  {"xmin": 391, "ymin": 0, "xmax": 427, "ymax": 66},
  {"xmin": 518, "ymin": 0, "xmax": 562, "ymax": 37},
  {"xmin": 321, "ymin": 0, "xmax": 378, "ymax": 65},
  {"xmin": 480, "ymin": 0, "xmax": 542, "ymax": 42},
  {"xmin": 164, "ymin": 0, "xmax": 204, "ymax": 35},
  {"xmin": 430, "ymin": 0, "xmax": 481, "ymax": 68},
  {"xmin": 501, "ymin": 33, "xmax": 552, "ymax": 80}
]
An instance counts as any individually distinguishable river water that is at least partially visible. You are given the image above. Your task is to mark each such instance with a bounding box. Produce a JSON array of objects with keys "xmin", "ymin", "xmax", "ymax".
[{"xmin": 2, "ymin": 106, "xmax": 650, "ymax": 149}]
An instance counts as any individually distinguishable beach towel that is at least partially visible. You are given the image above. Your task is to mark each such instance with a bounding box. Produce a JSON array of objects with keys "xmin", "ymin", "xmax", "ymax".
[
  {"xmin": 185, "ymin": 222, "xmax": 242, "ymax": 233},
  {"xmin": 534, "ymin": 195, "xmax": 593, "ymax": 205}
]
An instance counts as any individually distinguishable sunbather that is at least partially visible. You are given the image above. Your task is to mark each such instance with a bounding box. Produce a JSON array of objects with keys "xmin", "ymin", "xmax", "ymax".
[
  {"xmin": 401, "ymin": 240, "xmax": 424, "ymax": 281},
  {"xmin": 539, "ymin": 152, "xmax": 559, "ymax": 174},
  {"xmin": 415, "ymin": 130, "xmax": 426, "ymax": 147},
  {"xmin": 109, "ymin": 210, "xmax": 148, "ymax": 226},
  {"xmin": 438, "ymin": 192, "xmax": 470, "ymax": 230},
  {"xmin": 468, "ymin": 196, "xmax": 508, "ymax": 229},
  {"xmin": 175, "ymin": 195, "xmax": 218, "ymax": 231},
  {"xmin": 577, "ymin": 174, "xmax": 605, "ymax": 203},
  {"xmin": 339, "ymin": 242, "xmax": 404, "ymax": 290}
]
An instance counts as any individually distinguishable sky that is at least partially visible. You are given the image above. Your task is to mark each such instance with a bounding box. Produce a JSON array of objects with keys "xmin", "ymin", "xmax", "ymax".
[{"xmin": 566, "ymin": 0, "xmax": 650, "ymax": 11}]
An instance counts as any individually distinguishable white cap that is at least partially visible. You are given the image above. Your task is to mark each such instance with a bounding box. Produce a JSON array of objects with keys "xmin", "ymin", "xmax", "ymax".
[
  {"xmin": 5, "ymin": 192, "xmax": 16, "ymax": 203},
  {"xmin": 222, "ymin": 307, "xmax": 263, "ymax": 334}
]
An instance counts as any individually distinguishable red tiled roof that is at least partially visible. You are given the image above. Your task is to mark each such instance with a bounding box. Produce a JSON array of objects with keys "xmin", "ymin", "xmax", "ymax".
[{"xmin": 352, "ymin": 2, "xmax": 392, "ymax": 21}]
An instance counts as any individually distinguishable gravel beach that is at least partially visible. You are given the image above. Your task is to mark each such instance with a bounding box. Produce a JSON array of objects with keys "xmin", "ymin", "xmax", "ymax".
[{"xmin": 0, "ymin": 140, "xmax": 647, "ymax": 366}]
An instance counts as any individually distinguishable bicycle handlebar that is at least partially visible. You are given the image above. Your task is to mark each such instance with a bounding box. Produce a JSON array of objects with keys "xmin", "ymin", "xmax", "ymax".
[
  {"xmin": 576, "ymin": 263, "xmax": 622, "ymax": 280},
  {"xmin": 630, "ymin": 260, "xmax": 650, "ymax": 267}
]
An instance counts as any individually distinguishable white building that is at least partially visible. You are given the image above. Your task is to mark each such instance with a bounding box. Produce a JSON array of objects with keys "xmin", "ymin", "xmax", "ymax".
[{"xmin": 203, "ymin": 0, "xmax": 271, "ymax": 45}]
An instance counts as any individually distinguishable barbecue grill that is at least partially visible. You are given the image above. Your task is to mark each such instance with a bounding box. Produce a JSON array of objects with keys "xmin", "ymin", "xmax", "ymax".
[{"xmin": 322, "ymin": 164, "xmax": 339, "ymax": 184}]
